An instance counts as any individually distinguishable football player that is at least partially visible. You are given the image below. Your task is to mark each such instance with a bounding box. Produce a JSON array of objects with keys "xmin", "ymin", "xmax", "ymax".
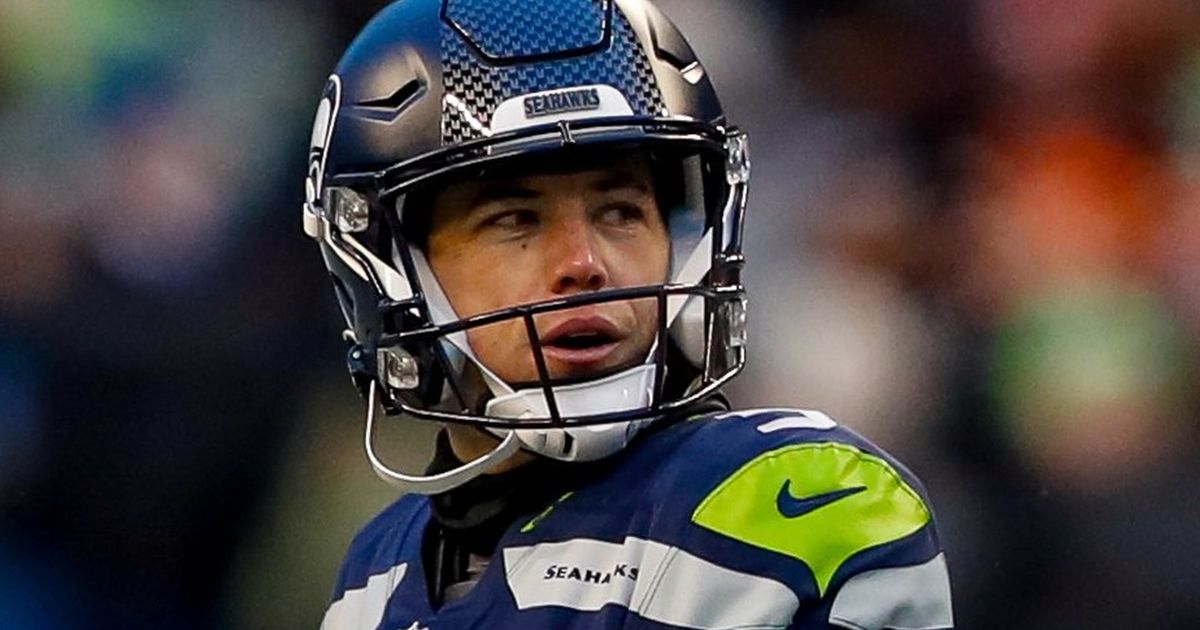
[{"xmin": 304, "ymin": 0, "xmax": 953, "ymax": 628}]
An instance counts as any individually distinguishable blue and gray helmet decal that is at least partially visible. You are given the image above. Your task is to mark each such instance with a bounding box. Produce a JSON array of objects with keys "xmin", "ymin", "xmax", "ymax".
[
  {"xmin": 305, "ymin": 75, "xmax": 342, "ymax": 213},
  {"xmin": 441, "ymin": 0, "xmax": 666, "ymax": 144}
]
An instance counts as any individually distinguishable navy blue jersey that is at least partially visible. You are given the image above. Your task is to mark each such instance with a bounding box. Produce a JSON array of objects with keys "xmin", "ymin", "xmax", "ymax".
[{"xmin": 321, "ymin": 409, "xmax": 953, "ymax": 629}]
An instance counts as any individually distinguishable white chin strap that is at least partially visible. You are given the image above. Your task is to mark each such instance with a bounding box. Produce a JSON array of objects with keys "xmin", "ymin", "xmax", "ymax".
[
  {"xmin": 485, "ymin": 363, "xmax": 658, "ymax": 461},
  {"xmin": 361, "ymin": 366, "xmax": 656, "ymax": 496},
  {"xmin": 364, "ymin": 381, "xmax": 524, "ymax": 495}
]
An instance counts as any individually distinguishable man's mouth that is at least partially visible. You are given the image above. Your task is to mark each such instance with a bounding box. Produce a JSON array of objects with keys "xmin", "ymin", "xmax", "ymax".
[
  {"xmin": 539, "ymin": 317, "xmax": 623, "ymax": 366},
  {"xmin": 548, "ymin": 331, "xmax": 616, "ymax": 349}
]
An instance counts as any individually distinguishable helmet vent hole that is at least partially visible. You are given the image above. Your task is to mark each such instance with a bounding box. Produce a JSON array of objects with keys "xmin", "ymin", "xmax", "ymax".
[{"xmin": 356, "ymin": 79, "xmax": 425, "ymax": 112}]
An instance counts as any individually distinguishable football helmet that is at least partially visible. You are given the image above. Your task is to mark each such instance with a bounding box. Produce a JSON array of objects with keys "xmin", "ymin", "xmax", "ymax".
[{"xmin": 304, "ymin": 0, "xmax": 750, "ymax": 494}]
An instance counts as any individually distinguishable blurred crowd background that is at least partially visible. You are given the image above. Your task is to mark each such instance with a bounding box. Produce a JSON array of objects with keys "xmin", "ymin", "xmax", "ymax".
[{"xmin": 2, "ymin": 0, "xmax": 1199, "ymax": 628}]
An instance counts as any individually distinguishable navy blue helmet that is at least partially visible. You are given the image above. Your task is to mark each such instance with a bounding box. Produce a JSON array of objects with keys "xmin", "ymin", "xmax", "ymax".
[{"xmin": 304, "ymin": 0, "xmax": 750, "ymax": 493}]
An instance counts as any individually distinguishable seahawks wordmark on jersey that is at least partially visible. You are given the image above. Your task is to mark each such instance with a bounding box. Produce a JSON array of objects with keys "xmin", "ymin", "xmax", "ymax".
[{"xmin": 321, "ymin": 409, "xmax": 953, "ymax": 629}]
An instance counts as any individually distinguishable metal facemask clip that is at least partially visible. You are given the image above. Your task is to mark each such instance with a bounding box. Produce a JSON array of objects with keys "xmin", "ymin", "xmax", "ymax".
[
  {"xmin": 325, "ymin": 186, "xmax": 370, "ymax": 233},
  {"xmin": 378, "ymin": 346, "xmax": 420, "ymax": 392},
  {"xmin": 725, "ymin": 131, "xmax": 750, "ymax": 186},
  {"xmin": 722, "ymin": 297, "xmax": 748, "ymax": 349}
]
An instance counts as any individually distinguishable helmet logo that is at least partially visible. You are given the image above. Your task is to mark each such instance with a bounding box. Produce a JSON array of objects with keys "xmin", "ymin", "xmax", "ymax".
[
  {"xmin": 491, "ymin": 84, "xmax": 634, "ymax": 134},
  {"xmin": 524, "ymin": 87, "xmax": 602, "ymax": 119},
  {"xmin": 305, "ymin": 75, "xmax": 343, "ymax": 212}
]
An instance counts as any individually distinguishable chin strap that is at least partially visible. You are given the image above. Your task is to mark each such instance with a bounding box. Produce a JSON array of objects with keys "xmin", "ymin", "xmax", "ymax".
[
  {"xmin": 483, "ymin": 364, "xmax": 658, "ymax": 462},
  {"xmin": 364, "ymin": 382, "xmax": 523, "ymax": 495}
]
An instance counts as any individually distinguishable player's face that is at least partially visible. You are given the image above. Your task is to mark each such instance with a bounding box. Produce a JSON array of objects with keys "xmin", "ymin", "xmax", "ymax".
[{"xmin": 427, "ymin": 155, "xmax": 670, "ymax": 384}]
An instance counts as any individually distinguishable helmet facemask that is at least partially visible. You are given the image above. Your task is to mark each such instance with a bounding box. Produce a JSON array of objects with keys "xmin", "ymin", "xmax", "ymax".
[
  {"xmin": 309, "ymin": 117, "xmax": 748, "ymax": 493},
  {"xmin": 399, "ymin": 135, "xmax": 743, "ymax": 393}
]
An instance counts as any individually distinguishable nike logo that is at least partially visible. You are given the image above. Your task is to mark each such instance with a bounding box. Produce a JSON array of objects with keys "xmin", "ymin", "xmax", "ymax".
[{"xmin": 776, "ymin": 481, "xmax": 868, "ymax": 519}]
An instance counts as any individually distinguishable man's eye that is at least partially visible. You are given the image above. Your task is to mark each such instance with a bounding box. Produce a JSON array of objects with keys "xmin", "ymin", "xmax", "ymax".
[
  {"xmin": 482, "ymin": 209, "xmax": 539, "ymax": 230},
  {"xmin": 597, "ymin": 203, "xmax": 647, "ymax": 226}
]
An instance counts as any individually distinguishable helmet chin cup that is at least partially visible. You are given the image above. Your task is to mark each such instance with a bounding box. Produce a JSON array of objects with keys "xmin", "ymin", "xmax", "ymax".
[
  {"xmin": 483, "ymin": 364, "xmax": 658, "ymax": 461},
  {"xmin": 485, "ymin": 364, "xmax": 656, "ymax": 420},
  {"xmin": 363, "ymin": 382, "xmax": 522, "ymax": 495}
]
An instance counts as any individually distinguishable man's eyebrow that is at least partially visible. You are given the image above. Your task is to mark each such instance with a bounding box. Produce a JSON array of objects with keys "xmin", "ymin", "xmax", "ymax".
[
  {"xmin": 468, "ymin": 182, "xmax": 541, "ymax": 208},
  {"xmin": 591, "ymin": 170, "xmax": 653, "ymax": 195}
]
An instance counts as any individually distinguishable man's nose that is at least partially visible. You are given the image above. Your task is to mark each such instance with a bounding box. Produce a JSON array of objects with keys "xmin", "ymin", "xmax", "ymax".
[{"xmin": 548, "ymin": 217, "xmax": 609, "ymax": 294}]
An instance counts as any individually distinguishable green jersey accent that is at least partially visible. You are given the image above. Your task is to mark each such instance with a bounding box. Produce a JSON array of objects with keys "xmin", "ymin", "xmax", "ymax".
[
  {"xmin": 691, "ymin": 442, "xmax": 930, "ymax": 596},
  {"xmin": 520, "ymin": 491, "xmax": 574, "ymax": 533}
]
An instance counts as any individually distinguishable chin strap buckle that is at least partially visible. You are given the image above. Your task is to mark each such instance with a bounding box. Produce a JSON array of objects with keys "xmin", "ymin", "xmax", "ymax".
[{"xmin": 345, "ymin": 343, "xmax": 375, "ymax": 400}]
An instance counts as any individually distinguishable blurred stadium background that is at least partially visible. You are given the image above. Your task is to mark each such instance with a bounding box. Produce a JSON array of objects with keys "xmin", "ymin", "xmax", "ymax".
[{"xmin": 2, "ymin": 0, "xmax": 1199, "ymax": 628}]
